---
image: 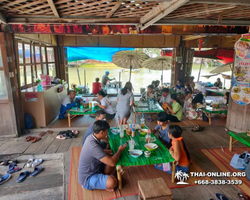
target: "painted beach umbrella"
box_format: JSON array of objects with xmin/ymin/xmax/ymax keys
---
[
  {"xmin": 210, "ymin": 62, "xmax": 233, "ymax": 74},
  {"xmin": 142, "ymin": 56, "xmax": 172, "ymax": 85},
  {"xmin": 112, "ymin": 50, "xmax": 149, "ymax": 81}
]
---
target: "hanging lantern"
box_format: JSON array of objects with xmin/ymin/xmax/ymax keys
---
[{"xmin": 198, "ymin": 37, "xmax": 203, "ymax": 52}]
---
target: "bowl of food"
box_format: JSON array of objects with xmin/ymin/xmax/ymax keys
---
[
  {"xmin": 144, "ymin": 143, "xmax": 158, "ymax": 151},
  {"xmin": 111, "ymin": 128, "xmax": 120, "ymax": 135},
  {"xmin": 243, "ymin": 88, "xmax": 250, "ymax": 94},
  {"xmin": 129, "ymin": 150, "xmax": 143, "ymax": 158},
  {"xmin": 233, "ymin": 87, "xmax": 241, "ymax": 93},
  {"xmin": 126, "ymin": 128, "xmax": 132, "ymax": 136},
  {"xmin": 232, "ymin": 94, "xmax": 240, "ymax": 101},
  {"xmin": 139, "ymin": 129, "xmax": 148, "ymax": 136}
]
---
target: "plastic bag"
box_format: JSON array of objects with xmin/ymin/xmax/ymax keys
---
[{"xmin": 230, "ymin": 151, "xmax": 250, "ymax": 170}]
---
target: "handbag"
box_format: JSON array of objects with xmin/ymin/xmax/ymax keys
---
[
  {"xmin": 202, "ymin": 112, "xmax": 209, "ymax": 122},
  {"xmin": 230, "ymin": 151, "xmax": 250, "ymax": 170}
]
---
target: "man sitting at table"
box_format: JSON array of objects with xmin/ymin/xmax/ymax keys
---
[
  {"xmin": 214, "ymin": 78, "xmax": 222, "ymax": 88},
  {"xmin": 148, "ymin": 112, "xmax": 171, "ymax": 148},
  {"xmin": 82, "ymin": 110, "xmax": 107, "ymax": 147},
  {"xmin": 78, "ymin": 120, "xmax": 127, "ymax": 191},
  {"xmin": 59, "ymin": 90, "xmax": 77, "ymax": 119},
  {"xmin": 159, "ymin": 88, "xmax": 172, "ymax": 111}
]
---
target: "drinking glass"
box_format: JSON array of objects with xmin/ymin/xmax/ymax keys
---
[{"xmin": 129, "ymin": 140, "xmax": 135, "ymax": 151}]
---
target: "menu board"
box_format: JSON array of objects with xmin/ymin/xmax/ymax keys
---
[{"xmin": 232, "ymin": 35, "xmax": 250, "ymax": 105}]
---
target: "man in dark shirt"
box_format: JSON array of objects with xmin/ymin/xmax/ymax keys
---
[
  {"xmin": 78, "ymin": 120, "xmax": 127, "ymax": 191},
  {"xmin": 214, "ymin": 78, "xmax": 222, "ymax": 88},
  {"xmin": 82, "ymin": 110, "xmax": 106, "ymax": 147}
]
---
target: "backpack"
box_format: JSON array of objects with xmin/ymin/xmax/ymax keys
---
[
  {"xmin": 25, "ymin": 113, "xmax": 34, "ymax": 129},
  {"xmin": 230, "ymin": 151, "xmax": 250, "ymax": 170}
]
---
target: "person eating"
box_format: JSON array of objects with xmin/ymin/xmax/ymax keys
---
[
  {"xmin": 214, "ymin": 78, "xmax": 222, "ymax": 88},
  {"xmin": 164, "ymin": 94, "xmax": 183, "ymax": 122},
  {"xmin": 147, "ymin": 112, "xmax": 171, "ymax": 148},
  {"xmin": 140, "ymin": 85, "xmax": 158, "ymax": 101},
  {"xmin": 78, "ymin": 120, "xmax": 127, "ymax": 191},
  {"xmin": 94, "ymin": 90, "xmax": 116, "ymax": 120},
  {"xmin": 59, "ymin": 90, "xmax": 77, "ymax": 119},
  {"xmin": 82, "ymin": 110, "xmax": 107, "ymax": 147},
  {"xmin": 159, "ymin": 88, "xmax": 172, "ymax": 111}
]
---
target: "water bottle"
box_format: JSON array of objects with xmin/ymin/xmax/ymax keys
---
[
  {"xmin": 80, "ymin": 105, "xmax": 83, "ymax": 111},
  {"xmin": 37, "ymin": 82, "xmax": 43, "ymax": 92},
  {"xmin": 140, "ymin": 114, "xmax": 145, "ymax": 128},
  {"xmin": 120, "ymin": 125, "xmax": 124, "ymax": 138}
]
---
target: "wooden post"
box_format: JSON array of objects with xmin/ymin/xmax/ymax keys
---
[
  {"xmin": 68, "ymin": 113, "xmax": 71, "ymax": 127},
  {"xmin": 117, "ymin": 165, "xmax": 122, "ymax": 189},
  {"xmin": 171, "ymin": 162, "xmax": 176, "ymax": 183},
  {"xmin": 208, "ymin": 113, "xmax": 211, "ymax": 125},
  {"xmin": 229, "ymin": 136, "xmax": 233, "ymax": 152},
  {"xmin": 133, "ymin": 112, "xmax": 136, "ymax": 123}
]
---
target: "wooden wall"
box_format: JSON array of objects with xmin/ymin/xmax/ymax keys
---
[
  {"xmin": 59, "ymin": 35, "xmax": 181, "ymax": 47},
  {"xmin": 14, "ymin": 34, "xmax": 57, "ymax": 45}
]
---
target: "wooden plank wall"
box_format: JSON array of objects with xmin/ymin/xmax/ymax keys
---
[
  {"xmin": 14, "ymin": 34, "xmax": 57, "ymax": 46},
  {"xmin": 60, "ymin": 35, "xmax": 181, "ymax": 47}
]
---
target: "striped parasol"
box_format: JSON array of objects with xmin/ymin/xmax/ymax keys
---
[
  {"xmin": 142, "ymin": 56, "xmax": 172, "ymax": 84},
  {"xmin": 112, "ymin": 50, "xmax": 149, "ymax": 81}
]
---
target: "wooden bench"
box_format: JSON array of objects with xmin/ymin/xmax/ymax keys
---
[{"xmin": 138, "ymin": 178, "xmax": 173, "ymax": 200}]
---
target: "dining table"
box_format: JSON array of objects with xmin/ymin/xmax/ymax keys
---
[
  {"xmin": 108, "ymin": 127, "xmax": 175, "ymax": 189},
  {"xmin": 133, "ymin": 101, "xmax": 164, "ymax": 123}
]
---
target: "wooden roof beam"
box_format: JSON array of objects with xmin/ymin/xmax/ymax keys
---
[
  {"xmin": 47, "ymin": 0, "xmax": 60, "ymax": 18},
  {"xmin": 0, "ymin": 11, "xmax": 6, "ymax": 24},
  {"xmin": 137, "ymin": 0, "xmax": 190, "ymax": 30},
  {"xmin": 189, "ymin": 0, "xmax": 250, "ymax": 6},
  {"xmin": 156, "ymin": 18, "xmax": 250, "ymax": 26},
  {"xmin": 106, "ymin": 0, "xmax": 123, "ymax": 18}
]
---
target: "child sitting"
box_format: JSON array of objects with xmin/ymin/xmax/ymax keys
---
[
  {"xmin": 148, "ymin": 112, "xmax": 171, "ymax": 148},
  {"xmin": 155, "ymin": 125, "xmax": 190, "ymax": 173}
]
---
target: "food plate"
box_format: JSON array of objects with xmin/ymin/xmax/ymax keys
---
[
  {"xmin": 144, "ymin": 143, "xmax": 158, "ymax": 151},
  {"xmin": 233, "ymin": 87, "xmax": 241, "ymax": 93},
  {"xmin": 242, "ymin": 96, "xmax": 250, "ymax": 103},
  {"xmin": 129, "ymin": 150, "xmax": 143, "ymax": 158},
  {"xmin": 243, "ymin": 88, "xmax": 250, "ymax": 94},
  {"xmin": 232, "ymin": 94, "xmax": 240, "ymax": 101}
]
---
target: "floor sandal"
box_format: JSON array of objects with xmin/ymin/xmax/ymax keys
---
[
  {"xmin": 191, "ymin": 125, "xmax": 204, "ymax": 132},
  {"xmin": 38, "ymin": 132, "xmax": 46, "ymax": 137},
  {"xmin": 26, "ymin": 159, "xmax": 34, "ymax": 168},
  {"xmin": 7, "ymin": 166, "xmax": 22, "ymax": 174},
  {"xmin": 0, "ymin": 173, "xmax": 12, "ymax": 185},
  {"xmin": 16, "ymin": 171, "xmax": 31, "ymax": 183},
  {"xmin": 46, "ymin": 130, "xmax": 53, "ymax": 134},
  {"xmin": 31, "ymin": 137, "xmax": 41, "ymax": 143},
  {"xmin": 238, "ymin": 193, "xmax": 250, "ymax": 200},
  {"xmin": 0, "ymin": 160, "xmax": 17, "ymax": 166},
  {"xmin": 25, "ymin": 136, "xmax": 35, "ymax": 142},
  {"xmin": 56, "ymin": 135, "xmax": 66, "ymax": 140},
  {"xmin": 72, "ymin": 130, "xmax": 78, "ymax": 135},
  {"xmin": 215, "ymin": 193, "xmax": 230, "ymax": 200},
  {"xmin": 32, "ymin": 159, "xmax": 43, "ymax": 168},
  {"xmin": 30, "ymin": 166, "xmax": 44, "ymax": 177}
]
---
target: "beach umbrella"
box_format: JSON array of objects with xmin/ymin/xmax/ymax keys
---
[
  {"xmin": 210, "ymin": 62, "xmax": 233, "ymax": 88},
  {"xmin": 142, "ymin": 56, "xmax": 172, "ymax": 85},
  {"xmin": 209, "ymin": 62, "xmax": 233, "ymax": 74},
  {"xmin": 112, "ymin": 50, "xmax": 149, "ymax": 81}
]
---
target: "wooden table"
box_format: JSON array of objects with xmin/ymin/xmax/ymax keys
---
[
  {"xmin": 228, "ymin": 131, "xmax": 250, "ymax": 152},
  {"xmin": 133, "ymin": 101, "xmax": 164, "ymax": 123},
  {"xmin": 108, "ymin": 128, "xmax": 175, "ymax": 190},
  {"xmin": 200, "ymin": 105, "xmax": 227, "ymax": 125},
  {"xmin": 67, "ymin": 105, "xmax": 99, "ymax": 127}
]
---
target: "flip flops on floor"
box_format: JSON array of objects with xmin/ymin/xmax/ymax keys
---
[
  {"xmin": 16, "ymin": 171, "xmax": 31, "ymax": 183},
  {"xmin": 0, "ymin": 160, "xmax": 18, "ymax": 166},
  {"xmin": 57, "ymin": 130, "xmax": 78, "ymax": 139},
  {"xmin": 215, "ymin": 193, "xmax": 230, "ymax": 200},
  {"xmin": 191, "ymin": 125, "xmax": 204, "ymax": 132},
  {"xmin": 30, "ymin": 166, "xmax": 44, "ymax": 177},
  {"xmin": 26, "ymin": 158, "xmax": 43, "ymax": 168},
  {"xmin": 56, "ymin": 135, "xmax": 67, "ymax": 140},
  {"xmin": 25, "ymin": 136, "xmax": 41, "ymax": 143},
  {"xmin": 0, "ymin": 173, "xmax": 12, "ymax": 185},
  {"xmin": 7, "ymin": 163, "xmax": 22, "ymax": 174}
]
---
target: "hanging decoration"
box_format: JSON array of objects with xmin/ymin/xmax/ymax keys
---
[{"xmin": 198, "ymin": 37, "xmax": 203, "ymax": 52}]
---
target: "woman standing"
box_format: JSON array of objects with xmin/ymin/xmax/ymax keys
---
[
  {"xmin": 95, "ymin": 90, "xmax": 116, "ymax": 120},
  {"xmin": 116, "ymin": 82, "xmax": 136, "ymax": 125},
  {"xmin": 164, "ymin": 94, "xmax": 183, "ymax": 122}
]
